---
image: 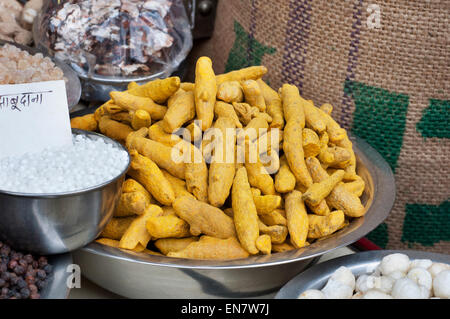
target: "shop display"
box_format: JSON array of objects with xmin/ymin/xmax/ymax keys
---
[
  {"xmin": 0, "ymin": 241, "xmax": 52, "ymax": 299},
  {"xmin": 298, "ymin": 253, "xmax": 450, "ymax": 299},
  {"xmin": 0, "ymin": 133, "xmax": 129, "ymax": 194},
  {"xmin": 70, "ymin": 56, "xmax": 368, "ymax": 260},
  {"xmin": 0, "ymin": 43, "xmax": 64, "ymax": 84}
]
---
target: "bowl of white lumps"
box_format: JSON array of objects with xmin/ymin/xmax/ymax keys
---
[{"xmin": 0, "ymin": 129, "xmax": 130, "ymax": 255}]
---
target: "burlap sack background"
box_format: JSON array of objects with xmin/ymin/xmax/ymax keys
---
[{"xmin": 189, "ymin": 0, "xmax": 449, "ymax": 253}]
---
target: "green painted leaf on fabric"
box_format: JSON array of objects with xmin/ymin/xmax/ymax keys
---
[
  {"xmin": 225, "ymin": 21, "xmax": 276, "ymax": 72},
  {"xmin": 345, "ymin": 80, "xmax": 409, "ymax": 172},
  {"xmin": 366, "ymin": 222, "xmax": 388, "ymax": 249},
  {"xmin": 402, "ymin": 201, "xmax": 450, "ymax": 246},
  {"xmin": 416, "ymin": 99, "xmax": 450, "ymax": 139}
]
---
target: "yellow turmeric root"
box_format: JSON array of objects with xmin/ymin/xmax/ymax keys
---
[
  {"xmin": 195, "ymin": 56, "xmax": 217, "ymax": 131},
  {"xmin": 161, "ymin": 89, "xmax": 196, "ymax": 133},
  {"xmin": 100, "ymin": 216, "xmax": 135, "ymax": 240},
  {"xmin": 167, "ymin": 236, "xmax": 249, "ymax": 260},
  {"xmin": 232, "ymin": 167, "xmax": 260, "ymax": 254},
  {"xmin": 127, "ymin": 150, "xmax": 175, "ymax": 206},
  {"xmin": 216, "ymin": 66, "xmax": 268, "ymax": 86},
  {"xmin": 275, "ymin": 155, "xmax": 296, "ymax": 193},
  {"xmin": 280, "ymin": 84, "xmax": 305, "ymax": 127},
  {"xmin": 70, "ymin": 113, "xmax": 98, "ymax": 131},
  {"xmin": 302, "ymin": 128, "xmax": 321, "ymax": 158},
  {"xmin": 98, "ymin": 116, "xmax": 133, "ymax": 142},
  {"xmin": 258, "ymin": 220, "xmax": 288, "ymax": 244},
  {"xmin": 307, "ymin": 210, "xmax": 345, "ymax": 239},
  {"xmin": 131, "ymin": 109, "xmax": 151, "ymax": 130},
  {"xmin": 128, "ymin": 77, "xmax": 181, "ymax": 104},
  {"xmin": 257, "ymin": 79, "xmax": 284, "ymax": 129},
  {"xmin": 146, "ymin": 215, "xmax": 191, "ymax": 239},
  {"xmin": 285, "ymin": 190, "xmax": 309, "ymax": 249},
  {"xmin": 154, "ymin": 237, "xmax": 199, "ymax": 255},
  {"xmin": 241, "ymin": 79, "xmax": 266, "ymax": 112},
  {"xmin": 110, "ymin": 91, "xmax": 167, "ymax": 120},
  {"xmin": 302, "ymin": 169, "xmax": 345, "ymax": 206},
  {"xmin": 214, "ymin": 101, "xmax": 243, "ymax": 128},
  {"xmin": 216, "ymin": 81, "xmax": 244, "ymax": 103},
  {"xmin": 256, "ymin": 235, "xmax": 272, "ymax": 255}
]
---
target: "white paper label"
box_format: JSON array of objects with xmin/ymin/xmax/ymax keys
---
[{"xmin": 0, "ymin": 80, "xmax": 73, "ymax": 159}]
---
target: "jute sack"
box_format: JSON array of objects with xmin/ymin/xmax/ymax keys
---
[{"xmin": 189, "ymin": 0, "xmax": 450, "ymax": 253}]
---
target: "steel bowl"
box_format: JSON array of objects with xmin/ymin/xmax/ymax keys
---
[
  {"xmin": 0, "ymin": 129, "xmax": 130, "ymax": 255},
  {"xmin": 72, "ymin": 134, "xmax": 396, "ymax": 298},
  {"xmin": 0, "ymin": 40, "xmax": 82, "ymax": 110},
  {"xmin": 275, "ymin": 250, "xmax": 450, "ymax": 298},
  {"xmin": 41, "ymin": 253, "xmax": 73, "ymax": 299}
]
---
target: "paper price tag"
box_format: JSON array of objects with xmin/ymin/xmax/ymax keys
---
[{"xmin": 0, "ymin": 80, "xmax": 73, "ymax": 159}]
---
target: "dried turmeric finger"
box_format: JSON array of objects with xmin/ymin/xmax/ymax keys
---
[
  {"xmin": 334, "ymin": 132, "xmax": 357, "ymax": 180},
  {"xmin": 214, "ymin": 101, "xmax": 243, "ymax": 128},
  {"xmin": 110, "ymin": 91, "xmax": 167, "ymax": 120},
  {"xmin": 302, "ymin": 170, "xmax": 345, "ymax": 206},
  {"xmin": 326, "ymin": 146, "xmax": 352, "ymax": 168},
  {"xmin": 95, "ymin": 238, "xmax": 120, "ymax": 248},
  {"xmin": 216, "ymin": 66, "xmax": 268, "ymax": 86},
  {"xmin": 182, "ymin": 142, "xmax": 209, "ymax": 202},
  {"xmin": 302, "ymin": 128, "xmax": 321, "ymax": 158},
  {"xmin": 302, "ymin": 99, "xmax": 326, "ymax": 133},
  {"xmin": 195, "ymin": 57, "xmax": 217, "ymax": 131},
  {"xmin": 283, "ymin": 120, "xmax": 313, "ymax": 187},
  {"xmin": 173, "ymin": 196, "xmax": 236, "ymax": 239},
  {"xmin": 307, "ymin": 210, "xmax": 345, "ymax": 239},
  {"xmin": 216, "ymin": 81, "xmax": 244, "ymax": 103},
  {"xmin": 320, "ymin": 103, "xmax": 333, "ymax": 115},
  {"xmin": 186, "ymin": 120, "xmax": 203, "ymax": 143},
  {"xmin": 237, "ymin": 116, "xmax": 269, "ymax": 143},
  {"xmin": 208, "ymin": 117, "xmax": 237, "ymax": 207},
  {"xmin": 317, "ymin": 107, "xmax": 346, "ymax": 143},
  {"xmin": 161, "ymin": 89, "xmax": 196, "ymax": 133},
  {"xmin": 257, "ymin": 79, "xmax": 284, "ymax": 129},
  {"xmin": 252, "ymin": 193, "xmax": 282, "ymax": 215},
  {"xmin": 241, "ymin": 80, "xmax": 266, "ymax": 112},
  {"xmin": 70, "ymin": 113, "xmax": 98, "ymax": 131},
  {"xmin": 275, "ymin": 155, "xmax": 296, "ymax": 193},
  {"xmin": 257, "ymin": 129, "xmax": 282, "ymax": 155},
  {"xmin": 258, "ymin": 210, "xmax": 287, "ymax": 226},
  {"xmin": 244, "ymin": 141, "xmax": 276, "ymax": 195},
  {"xmin": 126, "ymin": 132, "xmax": 186, "ymax": 179},
  {"xmin": 127, "ymin": 150, "xmax": 175, "ymax": 205},
  {"xmin": 167, "ymin": 236, "xmax": 249, "ymax": 260},
  {"xmin": 119, "ymin": 205, "xmax": 163, "ymax": 250},
  {"xmin": 128, "ymin": 76, "xmax": 181, "ymax": 104},
  {"xmin": 342, "ymin": 175, "xmax": 365, "ymax": 197},
  {"xmin": 98, "ymin": 116, "xmax": 133, "ymax": 142},
  {"xmin": 232, "ymin": 102, "xmax": 259, "ymax": 125},
  {"xmin": 306, "ymin": 199, "xmax": 331, "ymax": 216},
  {"xmin": 180, "ymin": 82, "xmax": 195, "ymax": 92},
  {"xmin": 148, "ymin": 121, "xmax": 182, "ymax": 147},
  {"xmin": 122, "ymin": 179, "xmax": 154, "ymax": 204},
  {"xmin": 232, "ymin": 167, "xmax": 260, "ymax": 254},
  {"xmin": 272, "ymin": 242, "xmax": 295, "ymax": 253},
  {"xmin": 100, "ymin": 216, "xmax": 135, "ymax": 240},
  {"xmin": 127, "ymin": 81, "xmax": 139, "ymax": 90},
  {"xmin": 161, "ymin": 169, "xmax": 195, "ymax": 199},
  {"xmin": 318, "ymin": 132, "xmax": 335, "ymax": 165},
  {"xmin": 305, "ymin": 157, "xmax": 365, "ymax": 217},
  {"xmin": 285, "ymin": 190, "xmax": 309, "ymax": 249},
  {"xmin": 154, "ymin": 237, "xmax": 199, "ymax": 255},
  {"xmin": 114, "ymin": 192, "xmax": 149, "ymax": 217},
  {"xmin": 280, "ymin": 84, "xmax": 305, "ymax": 127},
  {"xmin": 256, "ymin": 235, "xmax": 271, "ymax": 255},
  {"xmin": 258, "ymin": 220, "xmax": 288, "ymax": 244},
  {"xmin": 109, "ymin": 111, "xmax": 132, "ymax": 124},
  {"xmin": 131, "ymin": 109, "xmax": 151, "ymax": 130},
  {"xmin": 146, "ymin": 215, "xmax": 191, "ymax": 239}
]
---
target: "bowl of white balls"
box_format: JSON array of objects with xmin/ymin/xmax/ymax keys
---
[
  {"xmin": 275, "ymin": 250, "xmax": 450, "ymax": 299},
  {"xmin": 0, "ymin": 129, "xmax": 130, "ymax": 255}
]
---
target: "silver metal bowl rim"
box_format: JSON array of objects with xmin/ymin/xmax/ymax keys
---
[
  {"xmin": 0, "ymin": 129, "xmax": 130, "ymax": 199},
  {"xmin": 0, "ymin": 39, "xmax": 82, "ymax": 109},
  {"xmin": 275, "ymin": 249, "xmax": 450, "ymax": 299},
  {"xmin": 78, "ymin": 134, "xmax": 396, "ymax": 270}
]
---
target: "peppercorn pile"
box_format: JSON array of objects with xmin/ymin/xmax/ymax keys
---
[{"xmin": 0, "ymin": 241, "xmax": 52, "ymax": 299}]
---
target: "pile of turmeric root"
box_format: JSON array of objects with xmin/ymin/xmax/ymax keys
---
[{"xmin": 71, "ymin": 56, "xmax": 367, "ymax": 260}]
